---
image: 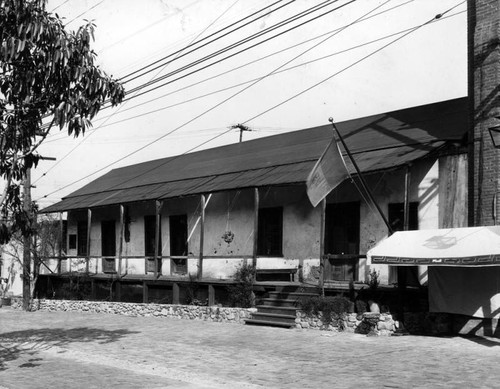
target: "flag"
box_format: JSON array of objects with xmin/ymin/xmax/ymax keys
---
[{"xmin": 306, "ymin": 137, "xmax": 349, "ymax": 207}]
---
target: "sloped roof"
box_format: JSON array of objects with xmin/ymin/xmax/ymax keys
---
[{"xmin": 42, "ymin": 97, "xmax": 468, "ymax": 213}]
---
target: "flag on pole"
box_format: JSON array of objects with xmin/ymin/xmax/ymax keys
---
[{"xmin": 306, "ymin": 137, "xmax": 349, "ymax": 207}]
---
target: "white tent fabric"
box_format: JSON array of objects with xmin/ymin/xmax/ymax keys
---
[
  {"xmin": 368, "ymin": 226, "xmax": 500, "ymax": 319},
  {"xmin": 428, "ymin": 267, "xmax": 500, "ymax": 319},
  {"xmin": 368, "ymin": 226, "xmax": 500, "ymax": 266}
]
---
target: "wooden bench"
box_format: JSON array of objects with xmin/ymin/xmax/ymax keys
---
[{"xmin": 256, "ymin": 268, "xmax": 298, "ymax": 282}]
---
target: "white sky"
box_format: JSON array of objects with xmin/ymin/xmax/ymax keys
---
[{"xmin": 34, "ymin": 0, "xmax": 467, "ymax": 208}]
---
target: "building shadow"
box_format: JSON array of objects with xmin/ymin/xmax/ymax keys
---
[{"xmin": 0, "ymin": 327, "xmax": 139, "ymax": 371}]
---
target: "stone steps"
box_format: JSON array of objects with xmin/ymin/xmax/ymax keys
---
[{"xmin": 246, "ymin": 288, "xmax": 320, "ymax": 328}]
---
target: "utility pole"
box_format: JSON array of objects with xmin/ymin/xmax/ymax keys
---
[
  {"xmin": 230, "ymin": 124, "xmax": 252, "ymax": 143},
  {"xmin": 22, "ymin": 167, "xmax": 32, "ymax": 311},
  {"xmin": 22, "ymin": 156, "xmax": 56, "ymax": 311}
]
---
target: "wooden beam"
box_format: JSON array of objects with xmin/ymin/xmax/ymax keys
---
[
  {"xmin": 252, "ymin": 187, "xmax": 259, "ymax": 271},
  {"xmin": 143, "ymin": 281, "xmax": 148, "ymax": 304},
  {"xmin": 86, "ymin": 209, "xmax": 92, "ymax": 273},
  {"xmin": 319, "ymin": 198, "xmax": 326, "ymax": 294},
  {"xmin": 208, "ymin": 284, "xmax": 215, "ymax": 306},
  {"xmin": 154, "ymin": 200, "xmax": 162, "ymax": 278},
  {"xmin": 91, "ymin": 279, "xmax": 96, "ymax": 300},
  {"xmin": 118, "ymin": 205, "xmax": 124, "ymax": 277},
  {"xmin": 197, "ymin": 194, "xmax": 206, "ymax": 280},
  {"xmin": 404, "ymin": 165, "xmax": 411, "ymax": 232},
  {"xmin": 172, "ymin": 282, "xmax": 180, "ymax": 304},
  {"xmin": 115, "ymin": 280, "xmax": 122, "ymax": 302},
  {"xmin": 58, "ymin": 212, "xmax": 63, "ymax": 274}
]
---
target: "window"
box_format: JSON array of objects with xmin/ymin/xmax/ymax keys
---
[
  {"xmin": 77, "ymin": 221, "xmax": 87, "ymax": 256},
  {"xmin": 68, "ymin": 234, "xmax": 77, "ymax": 250},
  {"xmin": 257, "ymin": 207, "xmax": 283, "ymax": 257},
  {"xmin": 388, "ymin": 202, "xmax": 419, "ymax": 232},
  {"xmin": 101, "ymin": 220, "xmax": 116, "ymax": 273},
  {"xmin": 324, "ymin": 202, "xmax": 360, "ymax": 281},
  {"xmin": 144, "ymin": 215, "xmax": 161, "ymax": 273},
  {"xmin": 169, "ymin": 214, "xmax": 187, "ymax": 275}
]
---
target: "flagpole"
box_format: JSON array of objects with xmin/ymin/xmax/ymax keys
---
[{"xmin": 328, "ymin": 117, "xmax": 393, "ymax": 235}]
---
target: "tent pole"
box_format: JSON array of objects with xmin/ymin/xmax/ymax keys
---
[{"xmin": 328, "ymin": 118, "xmax": 393, "ymax": 235}]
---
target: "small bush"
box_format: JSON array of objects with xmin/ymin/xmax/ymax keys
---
[
  {"xmin": 299, "ymin": 295, "xmax": 352, "ymax": 327},
  {"xmin": 368, "ymin": 269, "xmax": 380, "ymax": 290},
  {"xmin": 185, "ymin": 273, "xmax": 201, "ymax": 305},
  {"xmin": 227, "ymin": 263, "xmax": 255, "ymax": 308}
]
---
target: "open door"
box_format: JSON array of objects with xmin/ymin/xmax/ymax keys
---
[{"xmin": 324, "ymin": 202, "xmax": 359, "ymax": 281}]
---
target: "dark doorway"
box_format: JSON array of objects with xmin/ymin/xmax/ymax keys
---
[
  {"xmin": 169, "ymin": 214, "xmax": 188, "ymax": 275},
  {"xmin": 101, "ymin": 220, "xmax": 116, "ymax": 273},
  {"xmin": 257, "ymin": 207, "xmax": 283, "ymax": 257},
  {"xmin": 324, "ymin": 202, "xmax": 360, "ymax": 281},
  {"xmin": 388, "ymin": 202, "xmax": 420, "ymax": 286},
  {"xmin": 77, "ymin": 220, "xmax": 88, "ymax": 256},
  {"xmin": 145, "ymin": 215, "xmax": 162, "ymax": 273}
]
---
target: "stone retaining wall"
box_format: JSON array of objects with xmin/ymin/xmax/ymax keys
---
[
  {"xmin": 11, "ymin": 298, "xmax": 256, "ymax": 324},
  {"xmin": 11, "ymin": 297, "xmax": 396, "ymax": 335},
  {"xmin": 296, "ymin": 311, "xmax": 396, "ymax": 336}
]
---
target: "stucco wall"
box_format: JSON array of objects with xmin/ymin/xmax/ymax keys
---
[{"xmin": 62, "ymin": 156, "xmax": 446, "ymax": 285}]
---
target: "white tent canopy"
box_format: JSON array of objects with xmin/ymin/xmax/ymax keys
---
[{"xmin": 368, "ymin": 226, "xmax": 500, "ymax": 266}]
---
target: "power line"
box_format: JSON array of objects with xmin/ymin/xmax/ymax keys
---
[
  {"xmin": 32, "ymin": 0, "xmax": 243, "ymax": 186},
  {"xmin": 50, "ymin": 0, "xmax": 70, "ymax": 13},
  {"xmin": 42, "ymin": 0, "xmax": 417, "ymax": 144},
  {"xmin": 39, "ymin": 0, "xmax": 398, "ymax": 200},
  {"xmin": 241, "ymin": 1, "xmax": 466, "ymax": 125},
  {"xmin": 37, "ymin": 0, "xmax": 465, "ymax": 202},
  {"xmin": 36, "ymin": 0, "xmax": 361, "ymax": 200},
  {"xmin": 96, "ymin": 0, "xmax": 203, "ymax": 55},
  {"xmin": 49, "ymin": 8, "xmax": 463, "ymax": 137},
  {"xmin": 119, "ymin": 0, "xmax": 293, "ymax": 83},
  {"xmin": 64, "ymin": 0, "xmax": 106, "ymax": 26},
  {"xmin": 36, "ymin": 0, "xmax": 296, "ymax": 133},
  {"xmin": 121, "ymin": 0, "xmax": 342, "ymax": 101}
]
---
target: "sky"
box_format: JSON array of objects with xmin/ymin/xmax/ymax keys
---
[{"xmin": 34, "ymin": 0, "xmax": 468, "ymax": 208}]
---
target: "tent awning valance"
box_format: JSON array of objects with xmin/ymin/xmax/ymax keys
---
[{"xmin": 368, "ymin": 226, "xmax": 500, "ymax": 266}]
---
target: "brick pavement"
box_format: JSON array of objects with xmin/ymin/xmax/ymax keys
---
[{"xmin": 1, "ymin": 307, "xmax": 500, "ymax": 388}]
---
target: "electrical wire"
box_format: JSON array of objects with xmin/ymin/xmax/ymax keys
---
[
  {"xmin": 32, "ymin": 0, "xmax": 243, "ymax": 185},
  {"xmin": 64, "ymin": 0, "xmax": 106, "ymax": 26},
  {"xmin": 81, "ymin": 11, "xmax": 465, "ymax": 133},
  {"xmin": 41, "ymin": 0, "xmax": 419, "ymax": 144},
  {"xmin": 36, "ymin": 0, "xmax": 361, "ymax": 200},
  {"xmin": 37, "ymin": 0, "xmax": 465, "ymax": 203},
  {"xmin": 119, "ymin": 0, "xmax": 342, "ymax": 101},
  {"xmin": 119, "ymin": 0, "xmax": 293, "ymax": 83}
]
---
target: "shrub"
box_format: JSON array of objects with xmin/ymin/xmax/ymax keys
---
[
  {"xmin": 299, "ymin": 295, "xmax": 352, "ymax": 328},
  {"xmin": 186, "ymin": 273, "xmax": 202, "ymax": 305},
  {"xmin": 368, "ymin": 269, "xmax": 380, "ymax": 290},
  {"xmin": 227, "ymin": 263, "xmax": 255, "ymax": 308}
]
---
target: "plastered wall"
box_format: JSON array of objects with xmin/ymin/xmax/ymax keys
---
[{"xmin": 63, "ymin": 156, "xmax": 449, "ymax": 284}]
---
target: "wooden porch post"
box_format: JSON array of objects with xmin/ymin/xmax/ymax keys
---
[
  {"xmin": 252, "ymin": 188, "xmax": 259, "ymax": 273},
  {"xmin": 208, "ymin": 284, "xmax": 215, "ymax": 306},
  {"xmin": 118, "ymin": 204, "xmax": 124, "ymax": 277},
  {"xmin": 86, "ymin": 209, "xmax": 92, "ymax": 273},
  {"xmin": 154, "ymin": 200, "xmax": 162, "ymax": 278},
  {"xmin": 143, "ymin": 281, "xmax": 148, "ymax": 303},
  {"xmin": 172, "ymin": 282, "xmax": 180, "ymax": 304},
  {"xmin": 319, "ymin": 198, "xmax": 326, "ymax": 295},
  {"xmin": 197, "ymin": 194, "xmax": 205, "ymax": 280},
  {"xmin": 58, "ymin": 212, "xmax": 63, "ymax": 274},
  {"xmin": 403, "ymin": 165, "xmax": 411, "ymax": 232}
]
